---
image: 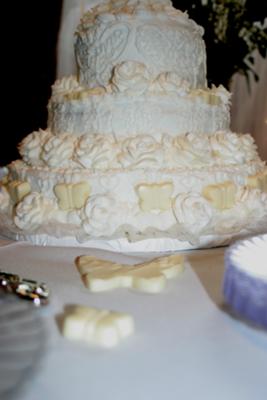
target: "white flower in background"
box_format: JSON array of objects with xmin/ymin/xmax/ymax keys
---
[
  {"xmin": 118, "ymin": 135, "xmax": 163, "ymax": 168},
  {"xmin": 18, "ymin": 129, "xmax": 52, "ymax": 167},
  {"xmin": 41, "ymin": 133, "xmax": 76, "ymax": 168},
  {"xmin": 173, "ymin": 192, "xmax": 213, "ymax": 235},
  {"xmin": 75, "ymin": 134, "xmax": 118, "ymax": 169},
  {"xmin": 82, "ymin": 194, "xmax": 123, "ymax": 237},
  {"xmin": 213, "ymin": 3, "xmax": 229, "ymax": 42},
  {"xmin": 110, "ymin": 61, "xmax": 151, "ymax": 95},
  {"xmin": 14, "ymin": 192, "xmax": 56, "ymax": 231}
]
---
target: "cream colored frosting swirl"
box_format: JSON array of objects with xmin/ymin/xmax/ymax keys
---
[
  {"xmin": 82, "ymin": 194, "xmax": 122, "ymax": 237},
  {"xmin": 169, "ymin": 133, "xmax": 212, "ymax": 166},
  {"xmin": 17, "ymin": 129, "xmax": 261, "ymax": 172},
  {"xmin": 110, "ymin": 61, "xmax": 150, "ymax": 95},
  {"xmin": 118, "ymin": 135, "xmax": 163, "ymax": 168},
  {"xmin": 41, "ymin": 133, "xmax": 76, "ymax": 167},
  {"xmin": 75, "ymin": 134, "xmax": 118, "ymax": 169},
  {"xmin": 51, "ymin": 76, "xmax": 84, "ymax": 97},
  {"xmin": 239, "ymin": 134, "xmax": 259, "ymax": 161},
  {"xmin": 214, "ymin": 207, "xmax": 249, "ymax": 234},
  {"xmin": 236, "ymin": 187, "xmax": 267, "ymax": 218},
  {"xmin": 14, "ymin": 193, "xmax": 55, "ymax": 231},
  {"xmin": 214, "ymin": 188, "xmax": 267, "ymax": 235},
  {"xmin": 210, "ymin": 131, "xmax": 259, "ymax": 164},
  {"xmin": 173, "ymin": 192, "xmax": 213, "ymax": 235},
  {"xmin": 19, "ymin": 129, "xmax": 52, "ymax": 167},
  {"xmin": 210, "ymin": 84, "xmax": 231, "ymax": 106},
  {"xmin": 150, "ymin": 72, "xmax": 190, "ymax": 95},
  {"xmin": 80, "ymin": 0, "xmax": 176, "ymax": 24}
]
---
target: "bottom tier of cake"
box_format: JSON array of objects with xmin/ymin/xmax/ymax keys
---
[{"xmin": 0, "ymin": 161, "xmax": 266, "ymax": 251}]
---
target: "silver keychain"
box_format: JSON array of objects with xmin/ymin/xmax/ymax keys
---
[{"xmin": 0, "ymin": 271, "xmax": 50, "ymax": 306}]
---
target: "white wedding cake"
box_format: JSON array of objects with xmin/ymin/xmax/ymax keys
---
[{"xmin": 0, "ymin": 0, "xmax": 266, "ymax": 251}]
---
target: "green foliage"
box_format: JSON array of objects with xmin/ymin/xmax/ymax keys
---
[{"xmin": 173, "ymin": 0, "xmax": 267, "ymax": 88}]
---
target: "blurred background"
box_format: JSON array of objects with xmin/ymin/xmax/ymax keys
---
[
  {"xmin": 2, "ymin": 0, "xmax": 62, "ymax": 165},
  {"xmin": 2, "ymin": 0, "xmax": 267, "ymax": 166}
]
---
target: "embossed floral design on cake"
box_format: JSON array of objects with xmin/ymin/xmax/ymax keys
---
[{"xmin": 75, "ymin": 0, "xmax": 206, "ymax": 88}]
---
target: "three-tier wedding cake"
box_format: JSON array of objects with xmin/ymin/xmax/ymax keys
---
[{"xmin": 0, "ymin": 0, "xmax": 266, "ymax": 251}]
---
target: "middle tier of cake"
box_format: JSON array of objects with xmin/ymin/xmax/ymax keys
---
[{"xmin": 48, "ymin": 63, "xmax": 231, "ymax": 138}]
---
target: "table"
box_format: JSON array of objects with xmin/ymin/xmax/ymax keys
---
[{"xmin": 0, "ymin": 239, "xmax": 266, "ymax": 400}]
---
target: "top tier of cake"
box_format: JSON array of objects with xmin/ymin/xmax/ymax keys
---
[{"xmin": 75, "ymin": 0, "xmax": 207, "ymax": 89}]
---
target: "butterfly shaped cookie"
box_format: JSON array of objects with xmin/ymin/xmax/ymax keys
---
[
  {"xmin": 76, "ymin": 253, "xmax": 184, "ymax": 293},
  {"xmin": 62, "ymin": 305, "xmax": 134, "ymax": 348}
]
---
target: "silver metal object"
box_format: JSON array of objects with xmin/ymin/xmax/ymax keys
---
[
  {"xmin": 0, "ymin": 271, "xmax": 49, "ymax": 306},
  {"xmin": 0, "ymin": 272, "xmax": 20, "ymax": 292}
]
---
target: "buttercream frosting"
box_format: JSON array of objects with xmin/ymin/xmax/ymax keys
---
[{"xmin": 17, "ymin": 130, "xmax": 261, "ymax": 170}]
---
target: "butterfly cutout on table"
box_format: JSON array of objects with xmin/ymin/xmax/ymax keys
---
[{"xmin": 76, "ymin": 253, "xmax": 185, "ymax": 293}]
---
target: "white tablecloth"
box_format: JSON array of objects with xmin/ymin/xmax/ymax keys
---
[{"xmin": 0, "ymin": 239, "xmax": 266, "ymax": 400}]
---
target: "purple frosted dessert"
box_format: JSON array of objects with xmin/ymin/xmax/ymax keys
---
[{"xmin": 223, "ymin": 234, "xmax": 267, "ymax": 329}]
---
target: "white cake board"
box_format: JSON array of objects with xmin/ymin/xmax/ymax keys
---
[{"xmin": 0, "ymin": 228, "xmax": 246, "ymax": 253}]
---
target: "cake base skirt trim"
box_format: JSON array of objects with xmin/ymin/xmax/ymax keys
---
[{"xmin": 0, "ymin": 226, "xmax": 255, "ymax": 253}]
